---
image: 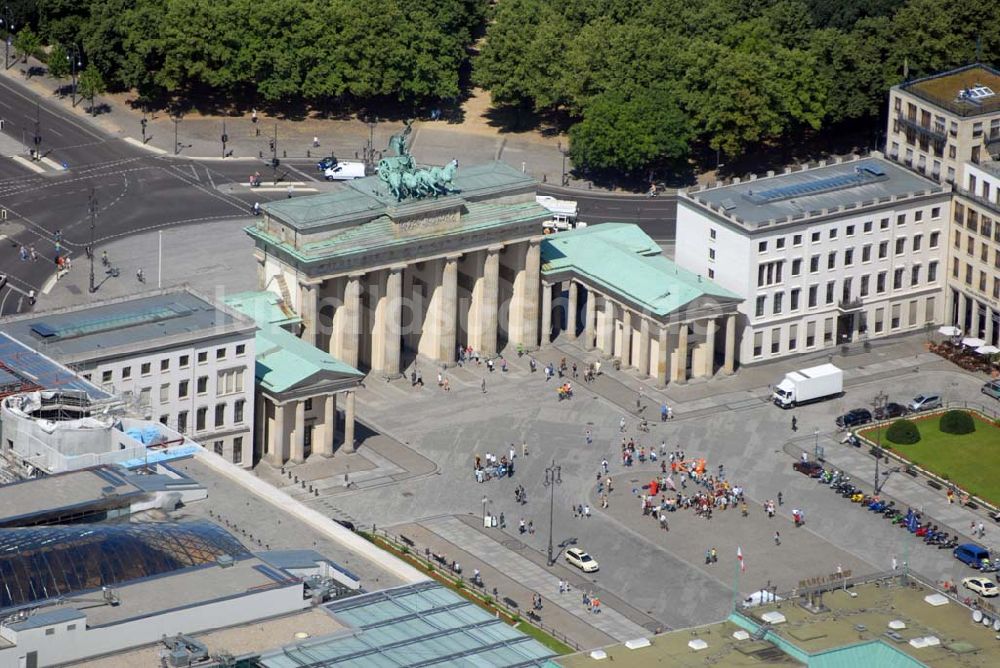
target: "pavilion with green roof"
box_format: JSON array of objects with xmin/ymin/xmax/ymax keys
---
[
  {"xmin": 225, "ymin": 291, "xmax": 363, "ymax": 466},
  {"xmin": 541, "ymin": 224, "xmax": 742, "ymax": 384}
]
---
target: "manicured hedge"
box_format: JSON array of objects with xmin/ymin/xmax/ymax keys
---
[
  {"xmin": 940, "ymin": 410, "xmax": 975, "ymax": 435},
  {"xmin": 886, "ymin": 418, "xmax": 920, "ymax": 445}
]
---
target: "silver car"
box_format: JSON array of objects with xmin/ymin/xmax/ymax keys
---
[{"xmin": 908, "ymin": 394, "xmax": 942, "ymax": 412}]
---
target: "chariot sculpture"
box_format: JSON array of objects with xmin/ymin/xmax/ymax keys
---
[{"xmin": 377, "ymin": 121, "xmax": 459, "ymax": 202}]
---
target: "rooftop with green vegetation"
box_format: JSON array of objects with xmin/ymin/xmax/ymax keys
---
[
  {"xmin": 541, "ymin": 224, "xmax": 741, "ymax": 318},
  {"xmin": 899, "ymin": 64, "xmax": 1000, "ymax": 117}
]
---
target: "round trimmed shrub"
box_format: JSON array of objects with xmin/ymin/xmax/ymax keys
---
[
  {"xmin": 886, "ymin": 418, "xmax": 920, "ymax": 445},
  {"xmin": 939, "ymin": 410, "xmax": 975, "ymax": 435}
]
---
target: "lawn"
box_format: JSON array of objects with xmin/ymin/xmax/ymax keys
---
[{"xmin": 864, "ymin": 413, "xmax": 1000, "ymax": 505}]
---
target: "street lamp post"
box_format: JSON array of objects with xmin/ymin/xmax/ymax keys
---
[
  {"xmin": 32, "ymin": 101, "xmax": 40, "ymax": 160},
  {"xmin": 871, "ymin": 390, "xmax": 889, "ymax": 494},
  {"xmin": 544, "ymin": 459, "xmax": 562, "ymax": 566},
  {"xmin": 67, "ymin": 44, "xmax": 81, "ymax": 107},
  {"xmin": 88, "ymin": 189, "xmax": 97, "ymax": 293},
  {"xmin": 0, "ymin": 4, "xmax": 13, "ymax": 71},
  {"xmin": 482, "ymin": 496, "xmax": 488, "ymax": 526},
  {"xmin": 172, "ymin": 114, "xmax": 181, "ymax": 155},
  {"xmin": 363, "ymin": 117, "xmax": 377, "ymax": 170},
  {"xmin": 221, "ymin": 120, "xmax": 228, "ymax": 159},
  {"xmin": 557, "ymin": 141, "xmax": 569, "ymax": 186}
]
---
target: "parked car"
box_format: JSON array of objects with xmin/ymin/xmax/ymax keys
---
[
  {"xmin": 982, "ymin": 380, "xmax": 1000, "ymax": 400},
  {"xmin": 793, "ymin": 460, "xmax": 823, "ymax": 477},
  {"xmin": 873, "ymin": 402, "xmax": 908, "ymax": 420},
  {"xmin": 565, "ymin": 547, "xmax": 599, "ymax": 573},
  {"xmin": 908, "ymin": 394, "xmax": 942, "ymax": 412},
  {"xmin": 963, "ymin": 576, "xmax": 999, "ymax": 597},
  {"xmin": 316, "ymin": 156, "xmax": 338, "ymax": 171},
  {"xmin": 835, "ymin": 408, "xmax": 872, "ymax": 429}
]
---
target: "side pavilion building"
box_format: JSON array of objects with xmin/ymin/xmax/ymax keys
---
[{"xmin": 247, "ymin": 162, "xmax": 550, "ymax": 378}]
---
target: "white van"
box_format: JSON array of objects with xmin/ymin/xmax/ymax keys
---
[{"xmin": 324, "ymin": 162, "xmax": 366, "ymax": 180}]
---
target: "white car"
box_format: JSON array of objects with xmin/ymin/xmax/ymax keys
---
[
  {"xmin": 963, "ymin": 576, "xmax": 999, "ymax": 597},
  {"xmin": 908, "ymin": 394, "xmax": 942, "ymax": 412},
  {"xmin": 565, "ymin": 548, "xmax": 599, "ymax": 573}
]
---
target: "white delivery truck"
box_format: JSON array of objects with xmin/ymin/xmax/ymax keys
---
[
  {"xmin": 536, "ymin": 195, "xmax": 585, "ymax": 231},
  {"xmin": 772, "ymin": 363, "xmax": 843, "ymax": 408},
  {"xmin": 324, "ymin": 161, "xmax": 367, "ymax": 180}
]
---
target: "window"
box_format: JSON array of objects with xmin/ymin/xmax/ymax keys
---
[
  {"xmin": 878, "ymin": 241, "xmax": 888, "ymax": 259},
  {"xmin": 233, "ymin": 437, "xmax": 244, "ymax": 464},
  {"xmin": 955, "ymin": 202, "xmax": 965, "ymax": 224},
  {"xmin": 912, "ymin": 234, "xmax": 922, "ymax": 251},
  {"xmin": 45, "ymin": 628, "xmax": 55, "ymax": 636},
  {"xmin": 160, "ymin": 414, "xmax": 168, "ymax": 425},
  {"xmin": 930, "ymin": 231, "xmax": 940, "ymax": 248},
  {"xmin": 811, "ymin": 231, "xmax": 821, "ymax": 242},
  {"xmin": 911, "ymin": 265, "xmax": 920, "ymax": 285},
  {"xmin": 981, "ymin": 270, "xmax": 988, "ymax": 292},
  {"xmin": 755, "ymin": 296, "xmax": 766, "ymax": 318},
  {"xmin": 160, "ymin": 359, "xmax": 169, "ymax": 372},
  {"xmin": 967, "ymin": 236, "xmax": 975, "ymax": 255},
  {"xmin": 827, "ymin": 252, "xmax": 836, "ymax": 270},
  {"xmin": 214, "ymin": 440, "xmax": 224, "ymax": 456},
  {"xmin": 216, "ymin": 347, "xmax": 226, "ymax": 360},
  {"xmin": 973, "ymin": 121, "xmax": 984, "ymax": 138},
  {"xmin": 808, "ymin": 285, "xmax": 818, "ymax": 308},
  {"xmin": 708, "ymin": 268, "xmax": 715, "ymax": 279},
  {"xmin": 179, "ymin": 354, "xmax": 190, "ymax": 368},
  {"xmin": 983, "ymin": 243, "xmax": 990, "ymax": 262},
  {"xmin": 138, "ymin": 387, "xmax": 151, "ymax": 408},
  {"xmin": 874, "ymin": 308, "xmax": 884, "ymax": 333},
  {"xmin": 773, "ymin": 292, "xmax": 783, "ymax": 314},
  {"xmin": 841, "ymin": 278, "xmax": 852, "ymax": 303},
  {"xmin": 788, "ymin": 324, "xmax": 798, "ymax": 350},
  {"xmin": 809, "ymin": 255, "xmax": 819, "ymax": 273},
  {"xmin": 931, "ymin": 207, "xmax": 940, "ymax": 219},
  {"xmin": 102, "ymin": 370, "xmax": 112, "ymax": 383},
  {"xmin": 824, "ymin": 317, "xmax": 834, "ymax": 343},
  {"xmin": 844, "ymin": 249, "xmax": 854, "ymax": 266},
  {"xmin": 215, "ymin": 404, "xmax": 225, "ymax": 427},
  {"xmin": 968, "ymin": 209, "xmax": 979, "ymax": 232},
  {"xmin": 198, "ymin": 351, "xmax": 208, "ymax": 364},
  {"xmin": 862, "ymin": 244, "xmax": 872, "ymax": 262},
  {"xmin": 983, "ymin": 218, "xmax": 993, "ymax": 239},
  {"xmin": 141, "ymin": 362, "xmax": 151, "ymax": 376},
  {"xmin": 806, "ymin": 321, "xmax": 816, "ymax": 347},
  {"xmin": 709, "ymin": 248, "xmax": 716, "ymax": 260},
  {"xmin": 914, "ymin": 210, "xmax": 923, "ymax": 222},
  {"xmin": 863, "ymin": 221, "xmax": 873, "ymax": 233},
  {"xmin": 891, "ymin": 304, "xmax": 901, "ymax": 329},
  {"xmin": 770, "ymin": 328, "xmax": 781, "ymax": 354},
  {"xmin": 304, "ymin": 398, "xmax": 314, "ymax": 411},
  {"xmin": 880, "ymin": 218, "xmax": 889, "ymax": 231},
  {"xmin": 776, "ymin": 237, "xmax": 785, "ymax": 250},
  {"xmin": 197, "ymin": 376, "xmax": 208, "ymax": 395},
  {"xmin": 159, "ymin": 383, "xmax": 169, "ymax": 403},
  {"xmin": 236, "ymin": 344, "xmax": 246, "ymax": 356},
  {"xmin": 178, "ymin": 411, "xmax": 188, "ymax": 433},
  {"xmin": 860, "ymin": 275, "xmax": 870, "ymax": 297},
  {"xmin": 947, "ymin": 167, "xmax": 955, "ymax": 183},
  {"xmin": 955, "ymin": 229, "xmax": 962, "ymax": 248},
  {"xmin": 953, "ymin": 260, "xmax": 960, "ymax": 278},
  {"xmin": 790, "ymin": 288, "xmax": 800, "ymax": 311},
  {"xmin": 67, "ymin": 624, "xmax": 76, "ymax": 631},
  {"xmin": 753, "ymin": 332, "xmax": 763, "ymax": 357},
  {"xmin": 825, "ymin": 281, "xmax": 835, "ymax": 305},
  {"xmin": 178, "ymin": 380, "xmax": 189, "ymax": 399},
  {"xmin": 791, "ymin": 258, "xmax": 802, "ymax": 276},
  {"xmin": 895, "ymin": 238, "xmax": 906, "ymax": 255},
  {"xmin": 121, "ymin": 366, "xmax": 131, "ymax": 380},
  {"xmin": 793, "ymin": 234, "xmax": 802, "ymax": 246},
  {"xmin": 234, "ymin": 399, "xmax": 245, "ymax": 424},
  {"xmin": 217, "ymin": 369, "xmax": 245, "ymax": 395},
  {"xmin": 196, "ymin": 407, "xmax": 207, "ymax": 431},
  {"xmin": 949, "ymin": 145, "xmax": 957, "ymax": 158},
  {"xmin": 877, "ymin": 272, "xmax": 887, "ymax": 293},
  {"xmin": 925, "ymin": 296, "xmax": 936, "ymax": 322},
  {"xmin": 828, "ymin": 228, "xmax": 837, "ymax": 240},
  {"xmin": 893, "ymin": 268, "xmax": 904, "ymax": 290},
  {"xmin": 710, "ymin": 228, "xmax": 717, "ymax": 240},
  {"xmin": 966, "ymin": 263, "xmax": 973, "ymax": 284},
  {"xmin": 896, "ymin": 214, "xmax": 905, "ymax": 226},
  {"xmin": 758, "ymin": 241, "xmax": 768, "ymax": 253},
  {"xmin": 846, "ymin": 224, "xmax": 855, "ymax": 237}
]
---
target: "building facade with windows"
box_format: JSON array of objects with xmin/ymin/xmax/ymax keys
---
[
  {"xmin": 885, "ymin": 63, "xmax": 1000, "ymax": 186},
  {"xmin": 0, "ymin": 288, "xmax": 256, "ymax": 467},
  {"xmin": 676, "ymin": 155, "xmax": 951, "ymax": 364}
]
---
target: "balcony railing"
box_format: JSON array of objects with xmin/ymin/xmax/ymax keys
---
[
  {"xmin": 895, "ymin": 114, "xmax": 947, "ymax": 143},
  {"xmin": 838, "ymin": 297, "xmax": 864, "ymax": 312}
]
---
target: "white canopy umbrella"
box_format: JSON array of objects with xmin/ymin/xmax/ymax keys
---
[
  {"xmin": 962, "ymin": 337, "xmax": 986, "ymax": 348},
  {"xmin": 938, "ymin": 325, "xmax": 962, "ymax": 336},
  {"xmin": 975, "ymin": 345, "xmax": 1000, "ymax": 355}
]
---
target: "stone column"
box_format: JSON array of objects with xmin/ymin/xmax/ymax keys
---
[
  {"xmin": 987, "ymin": 308, "xmax": 997, "ymax": 347},
  {"xmin": 290, "ymin": 400, "xmax": 306, "ymax": 463},
  {"xmin": 481, "ymin": 246, "xmax": 501, "ymax": 356},
  {"xmin": 340, "ymin": 274, "xmax": 362, "ymax": 369},
  {"xmin": 566, "ymin": 281, "xmax": 579, "ymax": 340},
  {"xmin": 637, "ymin": 317, "xmax": 651, "ymax": 376},
  {"xmin": 255, "ymin": 254, "xmax": 266, "ymax": 290},
  {"xmin": 602, "ymin": 297, "xmax": 615, "ymax": 357},
  {"xmin": 270, "ymin": 402, "xmax": 286, "ymax": 466},
  {"xmin": 621, "ymin": 310, "xmax": 632, "ymax": 367},
  {"xmin": 972, "ymin": 299, "xmax": 982, "ymax": 338},
  {"xmin": 703, "ymin": 317, "xmax": 717, "ymax": 377},
  {"xmin": 319, "ymin": 393, "xmax": 336, "ymax": 457},
  {"xmin": 656, "ymin": 325, "xmax": 671, "ymax": 386},
  {"xmin": 957, "ymin": 291, "xmax": 967, "ymax": 329},
  {"xmin": 522, "ymin": 239, "xmax": 542, "ymax": 349},
  {"xmin": 439, "ymin": 255, "xmax": 459, "ymax": 362},
  {"xmin": 672, "ymin": 323, "xmax": 689, "ymax": 383},
  {"xmin": 723, "ymin": 313, "xmax": 737, "ymax": 375},
  {"xmin": 342, "ymin": 391, "xmax": 356, "ymax": 453},
  {"xmin": 540, "ymin": 282, "xmax": 552, "ymax": 346},
  {"xmin": 299, "ymin": 282, "xmax": 318, "ymax": 346},
  {"xmin": 383, "ymin": 266, "xmax": 404, "ymax": 377},
  {"xmin": 584, "ymin": 288, "xmax": 597, "ymax": 349}
]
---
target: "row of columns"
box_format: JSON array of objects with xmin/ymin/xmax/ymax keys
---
[{"xmin": 266, "ymin": 390, "xmax": 356, "ymax": 466}]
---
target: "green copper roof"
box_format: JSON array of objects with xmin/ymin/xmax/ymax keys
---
[
  {"xmin": 224, "ymin": 291, "xmax": 302, "ymax": 327},
  {"xmin": 541, "ymin": 224, "xmax": 740, "ymax": 317},
  {"xmin": 225, "ymin": 292, "xmax": 362, "ymax": 395},
  {"xmin": 263, "ymin": 161, "xmax": 538, "ymax": 231},
  {"xmin": 807, "ymin": 641, "xmax": 926, "ymax": 668}
]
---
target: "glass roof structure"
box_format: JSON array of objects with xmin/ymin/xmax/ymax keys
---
[
  {"xmin": 258, "ymin": 581, "xmax": 558, "ymax": 668},
  {"xmin": 0, "ymin": 521, "xmax": 249, "ymax": 609}
]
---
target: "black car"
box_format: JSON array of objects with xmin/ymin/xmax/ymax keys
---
[
  {"xmin": 835, "ymin": 408, "xmax": 872, "ymax": 429},
  {"xmin": 793, "ymin": 460, "xmax": 823, "ymax": 477},
  {"xmin": 874, "ymin": 402, "xmax": 908, "ymax": 420},
  {"xmin": 317, "ymin": 156, "xmax": 338, "ymax": 171}
]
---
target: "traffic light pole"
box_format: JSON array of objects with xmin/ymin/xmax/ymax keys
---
[
  {"xmin": 221, "ymin": 120, "xmax": 228, "ymax": 159},
  {"xmin": 272, "ymin": 123, "xmax": 278, "ymax": 185},
  {"xmin": 88, "ymin": 189, "xmax": 97, "ymax": 293}
]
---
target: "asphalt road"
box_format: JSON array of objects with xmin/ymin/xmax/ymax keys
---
[{"xmin": 537, "ymin": 186, "xmax": 677, "ymax": 241}]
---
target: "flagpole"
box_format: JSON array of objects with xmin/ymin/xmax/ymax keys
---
[{"xmin": 732, "ymin": 548, "xmax": 741, "ymax": 611}]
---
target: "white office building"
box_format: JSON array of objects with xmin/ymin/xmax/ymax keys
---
[
  {"xmin": 676, "ymin": 154, "xmax": 952, "ymax": 364},
  {"xmin": 0, "ymin": 288, "xmax": 256, "ymax": 467}
]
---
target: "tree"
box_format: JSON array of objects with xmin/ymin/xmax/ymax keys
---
[
  {"xmin": 46, "ymin": 43, "xmax": 69, "ymax": 80},
  {"xmin": 886, "ymin": 419, "xmax": 920, "ymax": 445},
  {"xmin": 939, "ymin": 410, "xmax": 975, "ymax": 435},
  {"xmin": 77, "ymin": 64, "xmax": 105, "ymax": 115},
  {"xmin": 13, "ymin": 26, "xmax": 40, "ymax": 64},
  {"xmin": 568, "ymin": 88, "xmax": 693, "ymax": 175}
]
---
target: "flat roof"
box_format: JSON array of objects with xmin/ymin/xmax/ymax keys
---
[
  {"xmin": 0, "ymin": 333, "xmax": 111, "ymax": 400},
  {"xmin": 542, "ymin": 224, "xmax": 741, "ymax": 318},
  {"xmin": 224, "ymin": 291, "xmax": 302, "ymax": 327},
  {"xmin": 0, "ymin": 467, "xmax": 143, "ymax": 527},
  {"xmin": 898, "ymin": 63, "xmax": 1000, "ymax": 117},
  {"xmin": 684, "ymin": 156, "xmax": 945, "ymax": 229},
  {"xmin": 5, "ymin": 607, "xmax": 86, "ymax": 631},
  {"xmin": 0, "ymin": 287, "xmax": 255, "ymax": 364}
]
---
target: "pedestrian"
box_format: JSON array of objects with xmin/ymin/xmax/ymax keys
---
[
  {"xmin": 792, "ymin": 415, "xmax": 798, "ymax": 431},
  {"xmin": 28, "ymin": 289, "xmax": 36, "ymax": 306},
  {"xmin": 528, "ymin": 520, "xmax": 534, "ymax": 534},
  {"xmin": 710, "ymin": 547, "xmax": 717, "ymax": 563},
  {"xmin": 519, "ymin": 518, "xmax": 526, "ymax": 534},
  {"xmin": 572, "ymin": 362, "xmax": 577, "ymax": 378},
  {"xmin": 19, "ymin": 245, "xmax": 27, "ymax": 261},
  {"xmin": 522, "ymin": 440, "xmax": 528, "ymax": 457},
  {"xmin": 481, "ymin": 378, "xmax": 487, "ymax": 394},
  {"xmin": 891, "ymin": 555, "xmax": 898, "ymax": 570},
  {"xmin": 619, "ymin": 416, "xmax": 626, "ymax": 432},
  {"xmin": 585, "ymin": 429, "xmax": 593, "ymax": 445},
  {"xmin": 774, "ymin": 531, "xmax": 781, "ymax": 546},
  {"xmin": 509, "ymin": 445, "xmax": 516, "ymax": 462},
  {"xmin": 558, "ymin": 580, "xmax": 566, "ymax": 594},
  {"xmin": 583, "ymin": 504, "xmax": 590, "ymax": 518},
  {"xmin": 29, "ymin": 245, "xmax": 37, "ymax": 261},
  {"xmin": 979, "ymin": 522, "xmax": 986, "ymax": 538},
  {"xmin": 777, "ymin": 491, "xmax": 783, "ymax": 506},
  {"xmin": 499, "ymin": 511, "xmax": 505, "ymax": 528},
  {"xmin": 601, "ymin": 458, "xmax": 608, "ymax": 473}
]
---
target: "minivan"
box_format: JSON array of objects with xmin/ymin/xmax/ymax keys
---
[
  {"xmin": 954, "ymin": 543, "xmax": 991, "ymax": 569},
  {"xmin": 983, "ymin": 380, "xmax": 1000, "ymax": 400},
  {"xmin": 909, "ymin": 394, "xmax": 942, "ymax": 412}
]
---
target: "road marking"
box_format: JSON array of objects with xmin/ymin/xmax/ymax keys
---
[
  {"xmin": 250, "ymin": 187, "xmax": 318, "ymax": 193},
  {"xmin": 41, "ymin": 272, "xmax": 58, "ymax": 295},
  {"xmin": 11, "ymin": 156, "xmax": 46, "ymax": 173},
  {"xmin": 239, "ymin": 181, "xmax": 307, "ymax": 187},
  {"xmin": 123, "ymin": 136, "xmax": 168, "ymax": 154},
  {"xmin": 40, "ymin": 156, "xmax": 66, "ymax": 171}
]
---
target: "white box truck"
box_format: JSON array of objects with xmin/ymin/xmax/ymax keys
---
[
  {"xmin": 536, "ymin": 195, "xmax": 585, "ymax": 231},
  {"xmin": 324, "ymin": 161, "xmax": 367, "ymax": 180},
  {"xmin": 772, "ymin": 363, "xmax": 843, "ymax": 408}
]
